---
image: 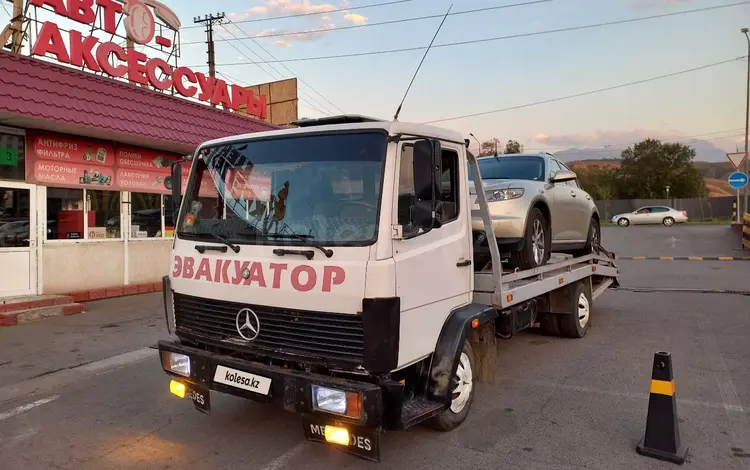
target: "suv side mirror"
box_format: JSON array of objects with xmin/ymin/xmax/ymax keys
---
[
  {"xmin": 551, "ymin": 169, "xmax": 577, "ymax": 183},
  {"xmin": 412, "ymin": 139, "xmax": 442, "ymax": 232},
  {"xmin": 168, "ymin": 161, "xmax": 183, "ymax": 223}
]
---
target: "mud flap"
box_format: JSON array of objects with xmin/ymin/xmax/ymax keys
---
[{"xmin": 302, "ymin": 415, "xmax": 381, "ymax": 462}]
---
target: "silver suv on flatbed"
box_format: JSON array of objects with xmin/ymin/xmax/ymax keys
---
[{"xmin": 468, "ymin": 152, "xmax": 600, "ymax": 270}]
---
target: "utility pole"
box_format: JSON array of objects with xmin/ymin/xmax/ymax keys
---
[
  {"xmin": 194, "ymin": 13, "xmax": 225, "ymax": 109},
  {"xmin": 194, "ymin": 13, "xmax": 225, "ymax": 80},
  {"xmin": 9, "ymin": 0, "xmax": 24, "ymax": 52},
  {"xmin": 742, "ymin": 28, "xmax": 750, "ymax": 216}
]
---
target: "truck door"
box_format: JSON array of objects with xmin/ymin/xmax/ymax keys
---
[{"xmin": 392, "ymin": 142, "xmax": 473, "ymax": 367}]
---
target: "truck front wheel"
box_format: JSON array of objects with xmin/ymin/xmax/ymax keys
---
[{"xmin": 427, "ymin": 339, "xmax": 476, "ymax": 431}]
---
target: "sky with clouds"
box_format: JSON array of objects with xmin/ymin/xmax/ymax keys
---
[{"xmin": 2, "ymin": 0, "xmax": 749, "ymax": 158}]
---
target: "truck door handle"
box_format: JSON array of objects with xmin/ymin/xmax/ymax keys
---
[
  {"xmin": 456, "ymin": 259, "xmax": 472, "ymax": 267},
  {"xmin": 570, "ymin": 191, "xmax": 577, "ymax": 197}
]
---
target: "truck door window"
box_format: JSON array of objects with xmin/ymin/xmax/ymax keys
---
[
  {"xmin": 398, "ymin": 144, "xmax": 460, "ymax": 236},
  {"xmin": 439, "ymin": 149, "xmax": 460, "ymax": 224}
]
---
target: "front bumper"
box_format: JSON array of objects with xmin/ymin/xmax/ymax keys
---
[
  {"xmin": 158, "ymin": 339, "xmax": 384, "ymax": 427},
  {"xmin": 470, "ymin": 197, "xmax": 527, "ymax": 240}
]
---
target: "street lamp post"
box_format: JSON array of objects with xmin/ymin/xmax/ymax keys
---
[
  {"xmin": 469, "ymin": 133, "xmax": 482, "ymax": 156},
  {"xmin": 742, "ymin": 28, "xmax": 750, "ymax": 216}
]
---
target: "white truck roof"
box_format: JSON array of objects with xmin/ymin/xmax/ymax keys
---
[{"xmin": 196, "ymin": 115, "xmax": 468, "ymax": 150}]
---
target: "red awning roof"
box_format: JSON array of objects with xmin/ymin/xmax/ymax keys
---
[{"xmin": 0, "ymin": 51, "xmax": 278, "ymax": 154}]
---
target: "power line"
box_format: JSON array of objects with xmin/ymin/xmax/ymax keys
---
[
  {"xmin": 224, "ymin": 19, "xmax": 346, "ymax": 115},
  {"xmin": 183, "ymin": 0, "xmax": 414, "ymax": 29},
  {"xmin": 422, "ymin": 57, "xmax": 746, "ymax": 124},
  {"xmin": 182, "ymin": 0, "xmax": 553, "ymax": 45},
  {"xmin": 195, "ymin": 1, "xmax": 750, "ymax": 67},
  {"xmin": 214, "ymin": 24, "xmax": 336, "ymax": 116}
]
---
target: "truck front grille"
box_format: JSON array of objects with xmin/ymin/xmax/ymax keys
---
[{"xmin": 173, "ymin": 292, "xmax": 365, "ymax": 364}]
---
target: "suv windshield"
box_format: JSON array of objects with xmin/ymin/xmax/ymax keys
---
[
  {"xmin": 177, "ymin": 131, "xmax": 387, "ymax": 246},
  {"xmin": 468, "ymin": 156, "xmax": 545, "ymax": 182}
]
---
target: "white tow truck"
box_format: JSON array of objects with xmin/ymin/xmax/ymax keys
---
[{"xmin": 157, "ymin": 114, "xmax": 619, "ymax": 462}]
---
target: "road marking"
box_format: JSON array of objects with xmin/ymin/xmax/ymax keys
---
[
  {"xmin": 502, "ymin": 378, "xmax": 747, "ymax": 414},
  {"xmin": 0, "ymin": 347, "xmax": 155, "ymax": 405},
  {"xmin": 700, "ymin": 328, "xmax": 750, "ymax": 456},
  {"xmin": 260, "ymin": 441, "xmax": 308, "ymax": 470},
  {"xmin": 617, "ymin": 256, "xmax": 750, "ymax": 261},
  {"xmin": 0, "ymin": 395, "xmax": 59, "ymax": 421}
]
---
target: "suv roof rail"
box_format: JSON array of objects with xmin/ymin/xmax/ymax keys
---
[{"xmin": 291, "ymin": 114, "xmax": 386, "ymax": 127}]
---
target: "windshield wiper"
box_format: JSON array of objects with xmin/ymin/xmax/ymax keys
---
[
  {"xmin": 266, "ymin": 233, "xmax": 333, "ymax": 258},
  {"xmin": 182, "ymin": 231, "xmax": 241, "ymax": 253}
]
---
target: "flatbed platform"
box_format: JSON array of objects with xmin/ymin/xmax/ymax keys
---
[{"xmin": 473, "ymin": 252, "xmax": 620, "ymax": 309}]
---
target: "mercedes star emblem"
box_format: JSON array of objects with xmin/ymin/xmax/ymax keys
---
[{"xmin": 235, "ymin": 308, "xmax": 260, "ymax": 341}]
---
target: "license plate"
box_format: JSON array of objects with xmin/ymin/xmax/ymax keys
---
[
  {"xmin": 188, "ymin": 384, "xmax": 210, "ymax": 413},
  {"xmin": 213, "ymin": 365, "xmax": 272, "ymax": 395},
  {"xmin": 302, "ymin": 416, "xmax": 381, "ymax": 462}
]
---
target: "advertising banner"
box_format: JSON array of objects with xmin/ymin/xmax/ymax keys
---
[{"xmin": 26, "ymin": 132, "xmax": 181, "ymax": 195}]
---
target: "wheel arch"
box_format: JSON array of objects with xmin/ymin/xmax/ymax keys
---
[{"xmin": 427, "ymin": 304, "xmax": 497, "ymax": 408}]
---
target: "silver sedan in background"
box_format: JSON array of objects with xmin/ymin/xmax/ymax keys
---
[{"xmin": 611, "ymin": 206, "xmax": 688, "ymax": 227}]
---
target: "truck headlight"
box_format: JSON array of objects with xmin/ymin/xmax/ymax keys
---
[
  {"xmin": 312, "ymin": 385, "xmax": 361, "ymax": 418},
  {"xmin": 485, "ymin": 188, "xmax": 524, "ymax": 202},
  {"xmin": 162, "ymin": 351, "xmax": 191, "ymax": 377}
]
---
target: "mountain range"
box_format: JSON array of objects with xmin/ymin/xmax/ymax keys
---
[{"xmin": 554, "ymin": 139, "xmax": 735, "ymax": 163}]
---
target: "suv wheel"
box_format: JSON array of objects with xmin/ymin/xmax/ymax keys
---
[{"xmin": 510, "ymin": 208, "xmax": 548, "ymax": 270}]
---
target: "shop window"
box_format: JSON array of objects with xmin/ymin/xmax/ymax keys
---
[
  {"xmin": 130, "ymin": 192, "xmax": 163, "ymax": 238},
  {"xmin": 45, "ymin": 188, "xmax": 121, "ymax": 241},
  {"xmin": 87, "ymin": 190, "xmax": 121, "ymax": 239},
  {"xmin": 0, "ymin": 132, "xmax": 25, "ymax": 181},
  {"xmin": 46, "ymin": 188, "xmax": 85, "ymax": 240},
  {"xmin": 0, "ymin": 187, "xmax": 31, "ymax": 247}
]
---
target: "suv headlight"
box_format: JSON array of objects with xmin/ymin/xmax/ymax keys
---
[
  {"xmin": 485, "ymin": 188, "xmax": 524, "ymax": 202},
  {"xmin": 312, "ymin": 385, "xmax": 362, "ymax": 418}
]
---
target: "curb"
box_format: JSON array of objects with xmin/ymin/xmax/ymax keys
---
[
  {"xmin": 1, "ymin": 283, "xmax": 162, "ymax": 327},
  {"xmin": 616, "ymin": 256, "xmax": 750, "ymax": 261},
  {"xmin": 69, "ymin": 282, "xmax": 163, "ymax": 303}
]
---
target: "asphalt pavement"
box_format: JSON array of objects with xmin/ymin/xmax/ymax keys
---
[{"xmin": 0, "ymin": 226, "xmax": 749, "ymax": 469}]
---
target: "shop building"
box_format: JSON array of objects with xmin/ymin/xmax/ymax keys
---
[{"xmin": 0, "ymin": 50, "xmax": 278, "ymax": 301}]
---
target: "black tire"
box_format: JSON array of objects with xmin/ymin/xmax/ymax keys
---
[
  {"xmin": 427, "ymin": 340, "xmax": 477, "ymax": 431},
  {"xmin": 510, "ymin": 208, "xmax": 548, "ymax": 270},
  {"xmin": 558, "ymin": 281, "xmax": 592, "ymax": 339},
  {"xmin": 617, "ymin": 218, "xmax": 630, "ymax": 227},
  {"xmin": 662, "ymin": 217, "xmax": 675, "ymax": 227},
  {"xmin": 570, "ymin": 217, "xmax": 600, "ymax": 258}
]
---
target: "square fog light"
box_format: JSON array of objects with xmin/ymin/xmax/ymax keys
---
[
  {"xmin": 312, "ymin": 385, "xmax": 361, "ymax": 418},
  {"xmin": 163, "ymin": 351, "xmax": 191, "ymax": 377}
]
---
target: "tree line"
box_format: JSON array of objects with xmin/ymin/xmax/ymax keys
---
[
  {"xmin": 479, "ymin": 139, "xmax": 524, "ymax": 156},
  {"xmin": 477, "ymin": 137, "xmax": 707, "ymax": 200},
  {"xmin": 571, "ymin": 139, "xmax": 707, "ymax": 200}
]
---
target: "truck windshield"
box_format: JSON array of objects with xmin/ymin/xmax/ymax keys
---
[
  {"xmin": 177, "ymin": 131, "xmax": 387, "ymax": 246},
  {"xmin": 468, "ymin": 156, "xmax": 545, "ymax": 182}
]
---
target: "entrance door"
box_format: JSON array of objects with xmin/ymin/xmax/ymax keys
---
[{"xmin": 0, "ymin": 182, "xmax": 37, "ymax": 297}]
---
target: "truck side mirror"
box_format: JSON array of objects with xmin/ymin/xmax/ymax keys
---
[
  {"xmin": 169, "ymin": 161, "xmax": 182, "ymax": 223},
  {"xmin": 412, "ymin": 138, "xmax": 442, "ymax": 232}
]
